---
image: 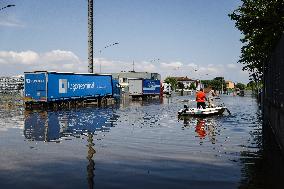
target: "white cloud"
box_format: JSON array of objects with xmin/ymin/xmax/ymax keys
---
[
  {"xmin": 0, "ymin": 17, "xmax": 25, "ymax": 28},
  {"xmin": 186, "ymin": 63, "xmax": 198, "ymax": 68},
  {"xmin": 0, "ymin": 50, "xmax": 249, "ymax": 82},
  {"xmin": 0, "ymin": 51, "xmax": 39, "ymax": 65},
  {"xmin": 42, "ymin": 50, "xmax": 80, "ymax": 63},
  {"xmin": 161, "ymin": 61, "xmax": 183, "ymax": 69},
  {"xmin": 0, "ymin": 50, "xmax": 85, "ymax": 74},
  {"xmin": 227, "ymin": 64, "xmax": 237, "ymax": 69}
]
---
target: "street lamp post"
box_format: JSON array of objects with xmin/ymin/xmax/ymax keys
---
[
  {"xmin": 0, "ymin": 4, "xmax": 15, "ymax": 12},
  {"xmin": 96, "ymin": 42, "xmax": 119, "ymax": 73}
]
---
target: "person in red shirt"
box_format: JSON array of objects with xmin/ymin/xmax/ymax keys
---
[{"xmin": 196, "ymin": 88, "xmax": 206, "ymax": 109}]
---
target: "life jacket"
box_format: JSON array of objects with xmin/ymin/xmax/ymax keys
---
[{"xmin": 196, "ymin": 91, "xmax": 206, "ymax": 102}]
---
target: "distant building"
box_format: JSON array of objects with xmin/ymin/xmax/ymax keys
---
[
  {"xmin": 226, "ymin": 81, "xmax": 235, "ymax": 89},
  {"xmin": 172, "ymin": 76, "xmax": 195, "ymax": 88},
  {"xmin": 171, "ymin": 76, "xmax": 204, "ymax": 90},
  {"xmin": 0, "ymin": 75, "xmax": 24, "ymax": 93},
  {"xmin": 107, "ymin": 71, "xmax": 161, "ymax": 91},
  {"xmin": 195, "ymin": 80, "xmax": 205, "ymax": 91},
  {"xmin": 162, "ymin": 83, "xmax": 172, "ymax": 95}
]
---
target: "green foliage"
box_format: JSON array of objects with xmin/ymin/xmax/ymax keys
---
[
  {"xmin": 164, "ymin": 77, "xmax": 177, "ymax": 90},
  {"xmin": 201, "ymin": 80, "xmax": 211, "ymax": 88},
  {"xmin": 177, "ymin": 82, "xmax": 184, "ymax": 89},
  {"xmin": 235, "ymin": 83, "xmax": 246, "ymax": 90},
  {"xmin": 189, "ymin": 82, "xmax": 196, "ymax": 90},
  {"xmin": 246, "ymin": 81, "xmax": 256, "ymax": 90},
  {"xmin": 201, "ymin": 77, "xmax": 226, "ymax": 91},
  {"xmin": 229, "ymin": 0, "xmax": 284, "ymax": 81},
  {"xmin": 214, "ymin": 77, "xmax": 224, "ymax": 81},
  {"xmin": 246, "ymin": 81, "xmax": 263, "ymax": 91}
]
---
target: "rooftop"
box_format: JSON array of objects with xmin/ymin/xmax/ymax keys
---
[{"xmin": 172, "ymin": 76, "xmax": 195, "ymax": 81}]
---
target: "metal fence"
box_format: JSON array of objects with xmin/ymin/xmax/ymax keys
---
[
  {"xmin": 264, "ymin": 35, "xmax": 284, "ymax": 107},
  {"xmin": 263, "ymin": 34, "xmax": 284, "ymax": 153}
]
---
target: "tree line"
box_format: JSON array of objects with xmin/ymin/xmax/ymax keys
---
[{"xmin": 164, "ymin": 77, "xmax": 252, "ymax": 91}]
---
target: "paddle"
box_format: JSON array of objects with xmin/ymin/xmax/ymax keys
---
[
  {"xmin": 213, "ymin": 96, "xmax": 231, "ymax": 116},
  {"xmin": 225, "ymin": 108, "xmax": 232, "ymax": 115}
]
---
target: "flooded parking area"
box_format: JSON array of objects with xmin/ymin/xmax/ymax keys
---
[{"xmin": 0, "ymin": 95, "xmax": 283, "ymax": 189}]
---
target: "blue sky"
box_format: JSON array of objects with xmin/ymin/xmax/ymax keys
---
[{"xmin": 0, "ymin": 0, "xmax": 248, "ymax": 83}]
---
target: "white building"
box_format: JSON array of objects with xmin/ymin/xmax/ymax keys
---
[
  {"xmin": 170, "ymin": 76, "xmax": 205, "ymax": 90},
  {"xmin": 172, "ymin": 76, "xmax": 196, "ymax": 88},
  {"xmin": 0, "ymin": 75, "xmax": 24, "ymax": 93}
]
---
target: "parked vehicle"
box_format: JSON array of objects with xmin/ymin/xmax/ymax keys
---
[
  {"xmin": 24, "ymin": 71, "xmax": 115, "ymax": 103},
  {"xmin": 112, "ymin": 79, "xmax": 121, "ymax": 99},
  {"xmin": 128, "ymin": 78, "xmax": 161, "ymax": 97}
]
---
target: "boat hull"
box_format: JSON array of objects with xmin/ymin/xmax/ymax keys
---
[{"xmin": 178, "ymin": 106, "xmax": 226, "ymax": 117}]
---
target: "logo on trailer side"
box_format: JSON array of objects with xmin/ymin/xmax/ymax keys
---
[{"xmin": 59, "ymin": 79, "xmax": 68, "ymax": 94}]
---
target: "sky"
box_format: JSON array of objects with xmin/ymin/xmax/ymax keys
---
[{"xmin": 0, "ymin": 0, "xmax": 249, "ymax": 83}]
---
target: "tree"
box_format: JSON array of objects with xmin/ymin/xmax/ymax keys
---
[
  {"xmin": 246, "ymin": 81, "xmax": 256, "ymax": 90},
  {"xmin": 201, "ymin": 78, "xmax": 225, "ymax": 91},
  {"xmin": 200, "ymin": 80, "xmax": 211, "ymax": 88},
  {"xmin": 246, "ymin": 80, "xmax": 262, "ymax": 92},
  {"xmin": 177, "ymin": 82, "xmax": 184, "ymax": 89},
  {"xmin": 164, "ymin": 77, "xmax": 177, "ymax": 90},
  {"xmin": 235, "ymin": 83, "xmax": 246, "ymax": 90},
  {"xmin": 210, "ymin": 80, "xmax": 222, "ymax": 91},
  {"xmin": 229, "ymin": 0, "xmax": 284, "ymax": 81},
  {"xmin": 189, "ymin": 82, "xmax": 196, "ymax": 90}
]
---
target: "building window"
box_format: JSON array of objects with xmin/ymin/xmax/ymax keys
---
[{"xmin": 123, "ymin": 78, "xmax": 127, "ymax": 83}]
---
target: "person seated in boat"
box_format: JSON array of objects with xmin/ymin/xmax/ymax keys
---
[
  {"xmin": 207, "ymin": 88, "xmax": 217, "ymax": 108},
  {"xmin": 196, "ymin": 88, "xmax": 206, "ymax": 109}
]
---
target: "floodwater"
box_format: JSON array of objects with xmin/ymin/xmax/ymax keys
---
[{"xmin": 0, "ymin": 95, "xmax": 283, "ymax": 189}]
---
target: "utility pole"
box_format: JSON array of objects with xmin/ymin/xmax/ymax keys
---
[
  {"xmin": 221, "ymin": 77, "xmax": 224, "ymax": 94},
  {"xmin": 88, "ymin": 0, "xmax": 94, "ymax": 73}
]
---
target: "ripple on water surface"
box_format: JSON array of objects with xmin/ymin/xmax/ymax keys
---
[{"xmin": 0, "ymin": 95, "xmax": 283, "ymax": 189}]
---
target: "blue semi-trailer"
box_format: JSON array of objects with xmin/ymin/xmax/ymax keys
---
[{"xmin": 24, "ymin": 71, "xmax": 116, "ymax": 103}]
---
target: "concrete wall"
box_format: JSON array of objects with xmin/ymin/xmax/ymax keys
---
[{"xmin": 263, "ymin": 34, "xmax": 284, "ymax": 153}]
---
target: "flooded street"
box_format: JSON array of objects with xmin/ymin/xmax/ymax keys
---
[{"xmin": 0, "ymin": 95, "xmax": 283, "ymax": 189}]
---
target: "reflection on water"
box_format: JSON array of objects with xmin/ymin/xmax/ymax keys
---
[
  {"xmin": 0, "ymin": 96, "xmax": 284, "ymax": 189},
  {"xmin": 179, "ymin": 117, "xmax": 219, "ymax": 145},
  {"xmin": 24, "ymin": 108, "xmax": 119, "ymax": 189},
  {"xmin": 87, "ymin": 133, "xmax": 96, "ymax": 189},
  {"xmin": 24, "ymin": 108, "xmax": 119, "ymax": 142},
  {"xmin": 238, "ymin": 113, "xmax": 284, "ymax": 189}
]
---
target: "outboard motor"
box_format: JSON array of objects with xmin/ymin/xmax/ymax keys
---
[{"xmin": 183, "ymin": 105, "xmax": 189, "ymax": 113}]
